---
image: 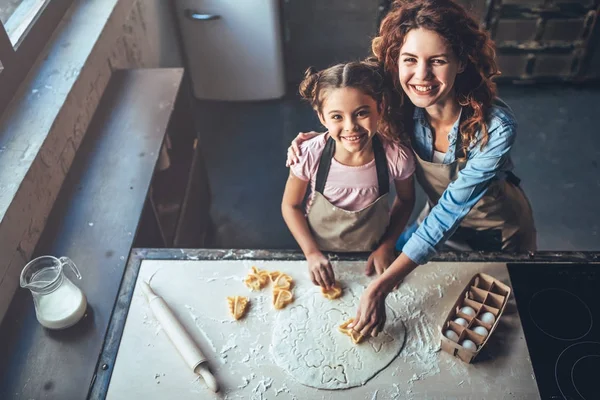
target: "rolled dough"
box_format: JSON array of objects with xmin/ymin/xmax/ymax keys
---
[{"xmin": 270, "ymin": 284, "xmax": 406, "ymax": 389}]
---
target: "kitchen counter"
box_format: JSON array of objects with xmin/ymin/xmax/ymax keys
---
[
  {"xmin": 2, "ymin": 249, "xmax": 600, "ymax": 400},
  {"xmin": 88, "ymin": 249, "xmax": 599, "ymax": 400},
  {"xmin": 99, "ymin": 257, "xmax": 538, "ymax": 399}
]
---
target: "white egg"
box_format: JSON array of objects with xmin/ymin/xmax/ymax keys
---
[
  {"xmin": 445, "ymin": 330, "xmax": 459, "ymax": 342},
  {"xmin": 461, "ymin": 339, "xmax": 477, "ymax": 351},
  {"xmin": 454, "ymin": 317, "xmax": 468, "ymax": 327},
  {"xmin": 480, "ymin": 312, "xmax": 496, "ymax": 325},
  {"xmin": 460, "ymin": 306, "xmax": 476, "ymax": 317},
  {"xmin": 473, "ymin": 326, "xmax": 489, "ymax": 337}
]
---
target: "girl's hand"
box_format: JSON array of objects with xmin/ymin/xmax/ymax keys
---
[
  {"xmin": 348, "ymin": 282, "xmax": 387, "ymax": 338},
  {"xmin": 306, "ymin": 252, "xmax": 335, "ymax": 289},
  {"xmin": 365, "ymin": 244, "xmax": 396, "ymax": 276},
  {"xmin": 286, "ymin": 131, "xmax": 322, "ymax": 167}
]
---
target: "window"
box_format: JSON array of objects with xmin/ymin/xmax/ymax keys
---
[{"xmin": 0, "ymin": 0, "xmax": 75, "ymax": 115}]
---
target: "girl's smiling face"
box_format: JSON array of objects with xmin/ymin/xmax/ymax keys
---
[
  {"xmin": 398, "ymin": 28, "xmax": 464, "ymax": 110},
  {"xmin": 318, "ymin": 87, "xmax": 381, "ymax": 156}
]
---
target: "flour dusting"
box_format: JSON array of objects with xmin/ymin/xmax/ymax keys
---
[
  {"xmin": 251, "ymin": 377, "xmax": 273, "ymax": 400},
  {"xmin": 220, "ymin": 335, "xmax": 238, "ymax": 355},
  {"xmin": 390, "ymin": 383, "xmax": 402, "ymax": 399},
  {"xmin": 274, "ymin": 383, "xmax": 295, "ymax": 397},
  {"xmin": 388, "ymin": 283, "xmax": 442, "ymax": 384},
  {"xmin": 238, "ymin": 373, "xmax": 256, "ymax": 389},
  {"xmin": 185, "ymin": 305, "xmax": 217, "ymax": 353}
]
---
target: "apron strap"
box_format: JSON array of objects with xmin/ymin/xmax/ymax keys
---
[
  {"xmin": 506, "ymin": 171, "xmax": 521, "ymax": 187},
  {"xmin": 372, "ymin": 135, "xmax": 389, "ymax": 197},
  {"xmin": 314, "ymin": 137, "xmax": 336, "ymax": 194},
  {"xmin": 314, "ymin": 135, "xmax": 390, "ymax": 196}
]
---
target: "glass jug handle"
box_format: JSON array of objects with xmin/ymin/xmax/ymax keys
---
[{"xmin": 59, "ymin": 257, "xmax": 82, "ymax": 280}]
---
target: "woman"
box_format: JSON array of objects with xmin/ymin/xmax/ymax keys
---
[{"xmin": 287, "ymin": 0, "xmax": 536, "ymax": 338}]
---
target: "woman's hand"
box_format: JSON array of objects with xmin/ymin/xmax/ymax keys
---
[
  {"xmin": 348, "ymin": 282, "xmax": 388, "ymax": 338},
  {"xmin": 286, "ymin": 131, "xmax": 322, "ymax": 167},
  {"xmin": 306, "ymin": 251, "xmax": 335, "ymax": 289},
  {"xmin": 365, "ymin": 243, "xmax": 396, "ymax": 276},
  {"xmin": 350, "ymin": 253, "xmax": 418, "ymax": 337}
]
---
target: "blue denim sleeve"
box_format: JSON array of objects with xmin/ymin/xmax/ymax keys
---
[{"xmin": 402, "ymin": 121, "xmax": 517, "ymax": 264}]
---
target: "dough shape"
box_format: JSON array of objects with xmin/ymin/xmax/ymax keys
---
[
  {"xmin": 227, "ymin": 296, "xmax": 249, "ymax": 320},
  {"xmin": 338, "ymin": 318, "xmax": 365, "ymax": 344},
  {"xmin": 268, "ymin": 270, "xmax": 282, "ymax": 281},
  {"xmin": 273, "ymin": 288, "xmax": 294, "ymax": 310},
  {"xmin": 244, "ymin": 266, "xmax": 269, "ymax": 291},
  {"xmin": 323, "ymin": 365, "xmax": 347, "ymax": 385},
  {"xmin": 322, "ymin": 283, "xmax": 343, "ymax": 300},
  {"xmin": 271, "ymin": 285, "xmax": 406, "ymax": 389},
  {"xmin": 257, "ymin": 269, "xmax": 271, "ymax": 282},
  {"xmin": 272, "ymin": 272, "xmax": 293, "ymax": 290}
]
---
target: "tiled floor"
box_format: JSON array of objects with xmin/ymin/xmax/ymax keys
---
[{"xmin": 193, "ymin": 83, "xmax": 600, "ymax": 251}]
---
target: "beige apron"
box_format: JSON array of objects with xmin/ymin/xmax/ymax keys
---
[
  {"xmin": 307, "ymin": 135, "xmax": 390, "ymax": 252},
  {"xmin": 413, "ymin": 144, "xmax": 537, "ymax": 252}
]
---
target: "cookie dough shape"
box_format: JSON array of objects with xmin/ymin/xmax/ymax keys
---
[
  {"xmin": 244, "ymin": 266, "xmax": 269, "ymax": 291},
  {"xmin": 271, "ymin": 284, "xmax": 406, "ymax": 389},
  {"xmin": 270, "ymin": 271, "xmax": 293, "ymax": 290},
  {"xmin": 273, "ymin": 288, "xmax": 294, "ymax": 310},
  {"xmin": 338, "ymin": 318, "xmax": 365, "ymax": 344},
  {"xmin": 227, "ymin": 296, "xmax": 249, "ymax": 320},
  {"xmin": 322, "ymin": 283, "xmax": 343, "ymax": 300}
]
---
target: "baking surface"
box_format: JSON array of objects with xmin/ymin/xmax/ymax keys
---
[{"xmin": 106, "ymin": 260, "xmax": 539, "ymax": 399}]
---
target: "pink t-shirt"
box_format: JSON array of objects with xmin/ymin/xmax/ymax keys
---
[{"xmin": 290, "ymin": 134, "xmax": 415, "ymax": 212}]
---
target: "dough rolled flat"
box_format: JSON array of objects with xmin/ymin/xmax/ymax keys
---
[{"xmin": 270, "ymin": 284, "xmax": 406, "ymax": 389}]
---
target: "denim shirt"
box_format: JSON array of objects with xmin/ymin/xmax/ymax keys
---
[{"xmin": 402, "ymin": 98, "xmax": 518, "ymax": 265}]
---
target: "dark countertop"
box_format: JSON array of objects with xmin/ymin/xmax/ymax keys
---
[{"xmin": 3, "ymin": 248, "xmax": 600, "ymax": 400}]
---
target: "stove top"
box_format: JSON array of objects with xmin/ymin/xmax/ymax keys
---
[{"xmin": 508, "ymin": 263, "xmax": 600, "ymax": 400}]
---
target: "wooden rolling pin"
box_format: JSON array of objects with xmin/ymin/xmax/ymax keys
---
[{"xmin": 140, "ymin": 281, "xmax": 218, "ymax": 392}]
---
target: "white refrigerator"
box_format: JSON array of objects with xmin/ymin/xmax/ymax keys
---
[{"xmin": 175, "ymin": 0, "xmax": 286, "ymax": 101}]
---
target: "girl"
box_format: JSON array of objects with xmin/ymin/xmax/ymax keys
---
[
  {"xmin": 287, "ymin": 0, "xmax": 536, "ymax": 337},
  {"xmin": 281, "ymin": 60, "xmax": 416, "ymax": 290}
]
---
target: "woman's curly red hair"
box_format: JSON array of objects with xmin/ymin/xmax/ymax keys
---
[{"xmin": 372, "ymin": 0, "xmax": 500, "ymax": 158}]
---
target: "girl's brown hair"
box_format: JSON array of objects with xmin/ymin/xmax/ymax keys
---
[
  {"xmin": 298, "ymin": 59, "xmax": 399, "ymax": 143},
  {"xmin": 372, "ymin": 0, "xmax": 500, "ymax": 158}
]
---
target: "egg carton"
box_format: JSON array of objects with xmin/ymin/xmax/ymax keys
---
[{"xmin": 439, "ymin": 273, "xmax": 511, "ymax": 363}]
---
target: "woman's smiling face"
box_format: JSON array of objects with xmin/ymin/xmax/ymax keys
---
[
  {"xmin": 398, "ymin": 28, "xmax": 464, "ymax": 110},
  {"xmin": 318, "ymin": 87, "xmax": 381, "ymax": 155}
]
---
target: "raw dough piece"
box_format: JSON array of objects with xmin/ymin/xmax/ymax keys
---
[
  {"xmin": 227, "ymin": 296, "xmax": 249, "ymax": 320},
  {"xmin": 244, "ymin": 266, "xmax": 269, "ymax": 291},
  {"xmin": 322, "ymin": 283, "xmax": 343, "ymax": 300},
  {"xmin": 256, "ymin": 268, "xmax": 271, "ymax": 282},
  {"xmin": 244, "ymin": 274, "xmax": 264, "ymax": 291},
  {"xmin": 268, "ymin": 270, "xmax": 282, "ymax": 281},
  {"xmin": 338, "ymin": 318, "xmax": 365, "ymax": 344},
  {"xmin": 271, "ymin": 272, "xmax": 293, "ymax": 290},
  {"xmin": 271, "ymin": 285, "xmax": 406, "ymax": 389},
  {"xmin": 273, "ymin": 288, "xmax": 294, "ymax": 310}
]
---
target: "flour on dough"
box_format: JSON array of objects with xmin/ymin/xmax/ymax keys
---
[{"xmin": 270, "ymin": 284, "xmax": 406, "ymax": 389}]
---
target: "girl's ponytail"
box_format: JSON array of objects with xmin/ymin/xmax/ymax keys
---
[{"xmin": 298, "ymin": 67, "xmax": 321, "ymax": 110}]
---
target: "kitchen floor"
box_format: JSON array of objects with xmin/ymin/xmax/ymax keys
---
[{"xmin": 192, "ymin": 83, "xmax": 600, "ymax": 251}]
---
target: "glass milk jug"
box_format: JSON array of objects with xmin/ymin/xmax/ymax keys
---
[{"xmin": 20, "ymin": 256, "xmax": 87, "ymax": 329}]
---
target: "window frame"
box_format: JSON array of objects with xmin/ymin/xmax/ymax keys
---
[{"xmin": 0, "ymin": 0, "xmax": 75, "ymax": 116}]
